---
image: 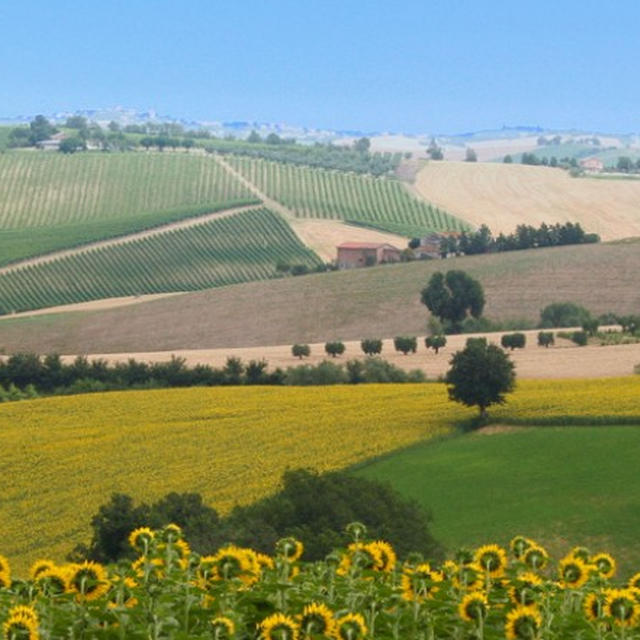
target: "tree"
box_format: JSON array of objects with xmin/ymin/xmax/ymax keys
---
[
  {"xmin": 353, "ymin": 137, "xmax": 370, "ymax": 153},
  {"xmin": 247, "ymin": 130, "xmax": 261, "ymax": 143},
  {"xmin": 393, "ymin": 336, "xmax": 417, "ymax": 355},
  {"xmin": 360, "ymin": 339, "xmax": 382, "ymax": 356},
  {"xmin": 65, "ymin": 115, "xmax": 88, "ymax": 130},
  {"xmin": 408, "ymin": 238, "xmax": 421, "ymax": 250},
  {"xmin": 58, "ymin": 137, "xmax": 85, "ymax": 154},
  {"xmin": 571, "ymin": 330, "xmax": 588, "ymax": 346},
  {"xmin": 617, "ymin": 156, "xmax": 633, "ymax": 173},
  {"xmin": 500, "ymin": 333, "xmax": 526, "ymax": 350},
  {"xmin": 29, "ymin": 115, "xmax": 57, "ymax": 144},
  {"xmin": 539, "ymin": 302, "xmax": 592, "ymax": 328},
  {"xmin": 537, "ymin": 331, "xmax": 555, "ymax": 348},
  {"xmin": 503, "ymin": 154, "xmax": 513, "ymax": 163},
  {"xmin": 582, "ymin": 318, "xmax": 599, "ymax": 336},
  {"xmin": 465, "ymin": 147, "xmax": 477, "ymax": 162},
  {"xmin": 425, "ymin": 335, "xmax": 446, "ymax": 354},
  {"xmin": 427, "ymin": 138, "xmax": 444, "ymax": 160},
  {"xmin": 445, "ymin": 340, "xmax": 516, "ymax": 418},
  {"xmin": 291, "ymin": 344, "xmax": 311, "ymax": 359},
  {"xmin": 325, "ymin": 341, "xmax": 345, "ymax": 358},
  {"xmin": 420, "ymin": 270, "xmax": 485, "ymax": 333}
]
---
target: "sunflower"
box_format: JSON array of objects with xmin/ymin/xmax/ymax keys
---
[
  {"xmin": 35, "ymin": 567, "xmax": 70, "ymax": 595},
  {"xmin": 628, "ymin": 572, "xmax": 640, "ymax": 591},
  {"xmin": 210, "ymin": 616, "xmax": 235, "ymax": 639},
  {"xmin": 605, "ymin": 588, "xmax": 639, "ymax": 627},
  {"xmin": 128, "ymin": 527, "xmax": 155, "ymax": 554},
  {"xmin": 29, "ymin": 560, "xmax": 55, "ymax": 580},
  {"xmin": 474, "ymin": 544, "xmax": 508, "ymax": 578},
  {"xmin": 334, "ymin": 613, "xmax": 367, "ymax": 640},
  {"xmin": 256, "ymin": 553, "xmax": 275, "ymax": 571},
  {"xmin": 275, "ymin": 537, "xmax": 304, "ymax": 563},
  {"xmin": 67, "ymin": 561, "xmax": 110, "ymax": 601},
  {"xmin": 401, "ymin": 563, "xmax": 443, "ymax": 602},
  {"xmin": 159, "ymin": 523, "xmax": 183, "ymax": 542},
  {"xmin": 559, "ymin": 556, "xmax": 590, "ymax": 589},
  {"xmin": 132, "ymin": 556, "xmax": 164, "ymax": 580},
  {"xmin": 454, "ymin": 548, "xmax": 474, "ymax": 566},
  {"xmin": 570, "ymin": 546, "xmax": 591, "ymax": 563},
  {"xmin": 258, "ymin": 613, "xmax": 299, "ymax": 640},
  {"xmin": 348, "ymin": 543, "xmax": 383, "ymax": 572},
  {"xmin": 453, "ymin": 563, "xmax": 484, "ymax": 591},
  {"xmin": 0, "ymin": 570, "xmax": 11, "ymax": 590},
  {"xmin": 591, "ymin": 553, "xmax": 616, "ymax": 579},
  {"xmin": 7, "ymin": 606, "xmax": 38, "ymax": 626},
  {"xmin": 505, "ymin": 605, "xmax": 542, "ymax": 640},
  {"xmin": 458, "ymin": 591, "xmax": 488, "ymax": 623},
  {"xmin": 368, "ymin": 540, "xmax": 396, "ymax": 572},
  {"xmin": 522, "ymin": 545, "xmax": 548, "ymax": 571},
  {"xmin": 299, "ymin": 602, "xmax": 336, "ymax": 637},
  {"xmin": 509, "ymin": 572, "xmax": 543, "ymax": 606},
  {"xmin": 2, "ymin": 612, "xmax": 39, "ymax": 640},
  {"xmin": 210, "ymin": 546, "xmax": 253, "ymax": 581},
  {"xmin": 584, "ymin": 592, "xmax": 606, "ymax": 622},
  {"xmin": 509, "ymin": 536, "xmax": 532, "ymax": 559}
]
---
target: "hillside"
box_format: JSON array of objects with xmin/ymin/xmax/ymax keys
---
[
  {"xmin": 0, "ymin": 240, "xmax": 638, "ymax": 354},
  {"xmin": 414, "ymin": 161, "xmax": 640, "ymax": 240},
  {"xmin": 0, "ymin": 151, "xmax": 257, "ymax": 264},
  {"xmin": 0, "ymin": 207, "xmax": 321, "ymax": 313}
]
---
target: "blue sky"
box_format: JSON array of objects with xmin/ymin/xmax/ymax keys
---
[{"xmin": 1, "ymin": 0, "xmax": 638, "ymax": 133}]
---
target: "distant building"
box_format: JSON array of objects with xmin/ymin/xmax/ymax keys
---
[
  {"xmin": 336, "ymin": 242, "xmax": 402, "ymax": 269},
  {"xmin": 579, "ymin": 156, "xmax": 604, "ymax": 173},
  {"xmin": 36, "ymin": 139, "xmax": 61, "ymax": 151}
]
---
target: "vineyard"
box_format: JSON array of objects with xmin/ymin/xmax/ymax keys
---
[
  {"xmin": 226, "ymin": 156, "xmax": 469, "ymax": 236},
  {"xmin": 0, "ymin": 207, "xmax": 321, "ymax": 313},
  {"xmin": 0, "ymin": 152, "xmax": 256, "ymax": 263}
]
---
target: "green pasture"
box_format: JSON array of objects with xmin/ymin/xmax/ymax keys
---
[{"xmin": 356, "ymin": 425, "xmax": 640, "ymax": 575}]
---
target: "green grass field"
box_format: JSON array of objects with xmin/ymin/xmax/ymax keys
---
[
  {"xmin": 0, "ymin": 207, "xmax": 321, "ymax": 312},
  {"xmin": 227, "ymin": 155, "xmax": 468, "ymax": 235},
  {"xmin": 356, "ymin": 425, "xmax": 640, "ymax": 575},
  {"xmin": 0, "ymin": 151, "xmax": 256, "ymax": 263}
]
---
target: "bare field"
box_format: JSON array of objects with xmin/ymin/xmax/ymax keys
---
[
  {"xmin": 72, "ymin": 329, "xmax": 640, "ymax": 379},
  {"xmin": 287, "ymin": 218, "xmax": 407, "ymax": 261},
  {"xmin": 0, "ymin": 241, "xmax": 637, "ymax": 355},
  {"xmin": 414, "ymin": 161, "xmax": 640, "ymax": 240}
]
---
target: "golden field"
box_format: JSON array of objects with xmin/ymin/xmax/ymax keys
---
[{"xmin": 1, "ymin": 378, "xmax": 639, "ymax": 573}]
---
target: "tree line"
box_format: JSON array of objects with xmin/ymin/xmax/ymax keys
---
[{"xmin": 434, "ymin": 221, "xmax": 599, "ymax": 258}]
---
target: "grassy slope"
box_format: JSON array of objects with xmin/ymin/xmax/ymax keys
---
[
  {"xmin": 0, "ymin": 240, "xmax": 638, "ymax": 354},
  {"xmin": 0, "ymin": 151, "xmax": 256, "ymax": 263},
  {"xmin": 0, "ymin": 208, "xmax": 321, "ymax": 313},
  {"xmin": 356, "ymin": 425, "xmax": 640, "ymax": 575}
]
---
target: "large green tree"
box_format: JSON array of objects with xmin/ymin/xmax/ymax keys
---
[
  {"xmin": 420, "ymin": 270, "xmax": 485, "ymax": 332},
  {"xmin": 445, "ymin": 339, "xmax": 515, "ymax": 418}
]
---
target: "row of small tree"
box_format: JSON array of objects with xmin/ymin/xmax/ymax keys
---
[{"xmin": 292, "ymin": 335, "xmax": 448, "ymax": 359}]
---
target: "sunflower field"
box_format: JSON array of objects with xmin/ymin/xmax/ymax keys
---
[{"xmin": 2, "ymin": 523, "xmax": 640, "ymax": 639}]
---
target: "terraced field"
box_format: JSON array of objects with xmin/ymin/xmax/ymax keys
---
[
  {"xmin": 0, "ymin": 207, "xmax": 320, "ymax": 313},
  {"xmin": 0, "ymin": 152, "xmax": 256, "ymax": 263},
  {"xmin": 227, "ymin": 155, "xmax": 468, "ymax": 235}
]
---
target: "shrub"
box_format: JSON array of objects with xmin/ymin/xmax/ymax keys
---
[
  {"xmin": 74, "ymin": 469, "xmax": 443, "ymax": 563},
  {"xmin": 325, "ymin": 341, "xmax": 345, "ymax": 358},
  {"xmin": 360, "ymin": 338, "xmax": 383, "ymax": 356},
  {"xmin": 291, "ymin": 343, "xmax": 311, "ymax": 359},
  {"xmin": 618, "ymin": 314, "xmax": 640, "ymax": 334},
  {"xmin": 393, "ymin": 336, "xmax": 417, "ymax": 355},
  {"xmin": 540, "ymin": 302, "xmax": 592, "ymax": 328},
  {"xmin": 537, "ymin": 331, "xmax": 555, "ymax": 347},
  {"xmin": 425, "ymin": 335, "xmax": 447, "ymax": 354},
  {"xmin": 361, "ymin": 357, "xmax": 424, "ymax": 383},
  {"xmin": 582, "ymin": 318, "xmax": 599, "ymax": 336},
  {"xmin": 571, "ymin": 330, "xmax": 588, "ymax": 346},
  {"xmin": 284, "ymin": 361, "xmax": 348, "ymax": 385},
  {"xmin": 501, "ymin": 332, "xmax": 526, "ymax": 350}
]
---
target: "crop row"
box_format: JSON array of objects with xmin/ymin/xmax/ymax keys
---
[
  {"xmin": 0, "ymin": 208, "xmax": 321, "ymax": 313},
  {"xmin": 0, "ymin": 152, "xmax": 254, "ymax": 230},
  {"xmin": 227, "ymin": 156, "xmax": 469, "ymax": 234}
]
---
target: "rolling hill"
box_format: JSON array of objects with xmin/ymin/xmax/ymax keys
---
[
  {"xmin": 413, "ymin": 161, "xmax": 640, "ymax": 240},
  {"xmin": 0, "ymin": 239, "xmax": 638, "ymax": 355}
]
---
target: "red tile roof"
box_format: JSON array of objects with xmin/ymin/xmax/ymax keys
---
[{"xmin": 337, "ymin": 242, "xmax": 396, "ymax": 249}]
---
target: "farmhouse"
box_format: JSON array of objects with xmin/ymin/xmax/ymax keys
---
[
  {"xmin": 414, "ymin": 232, "xmax": 460, "ymax": 259},
  {"xmin": 579, "ymin": 156, "xmax": 604, "ymax": 173},
  {"xmin": 336, "ymin": 242, "xmax": 402, "ymax": 269}
]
